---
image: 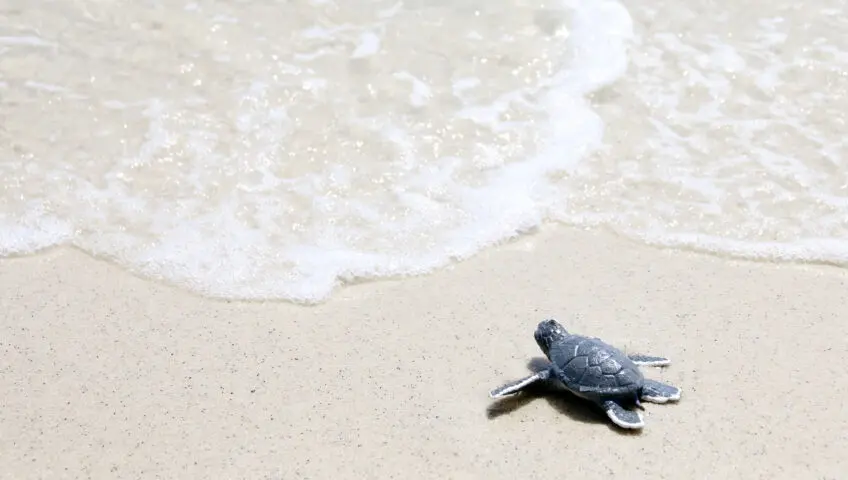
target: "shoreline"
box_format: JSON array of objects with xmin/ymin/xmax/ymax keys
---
[
  {"xmin": 6, "ymin": 223, "xmax": 847, "ymax": 306},
  {"xmin": 1, "ymin": 226, "xmax": 845, "ymax": 479}
]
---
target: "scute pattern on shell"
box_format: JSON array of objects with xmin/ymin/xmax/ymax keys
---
[{"xmin": 548, "ymin": 335, "xmax": 644, "ymax": 394}]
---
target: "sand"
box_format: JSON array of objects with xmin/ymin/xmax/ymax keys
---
[{"xmin": 1, "ymin": 227, "xmax": 846, "ymax": 479}]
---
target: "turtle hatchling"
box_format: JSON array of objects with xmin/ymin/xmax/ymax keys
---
[{"xmin": 489, "ymin": 319, "xmax": 681, "ymax": 429}]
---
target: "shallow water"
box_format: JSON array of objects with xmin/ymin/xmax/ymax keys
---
[{"xmin": 1, "ymin": 0, "xmax": 846, "ymax": 302}]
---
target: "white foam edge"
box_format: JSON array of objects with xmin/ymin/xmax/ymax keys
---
[
  {"xmin": 628, "ymin": 229, "xmax": 848, "ymax": 267},
  {"xmin": 80, "ymin": 0, "xmax": 638, "ymax": 303},
  {"xmin": 0, "ymin": 0, "xmax": 637, "ymax": 303}
]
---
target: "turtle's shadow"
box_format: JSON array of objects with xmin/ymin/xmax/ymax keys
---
[{"xmin": 486, "ymin": 357, "xmax": 642, "ymax": 435}]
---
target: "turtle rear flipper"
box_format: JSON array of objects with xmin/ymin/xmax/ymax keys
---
[
  {"xmin": 489, "ymin": 369, "xmax": 551, "ymax": 399},
  {"xmin": 601, "ymin": 400, "xmax": 644, "ymax": 429},
  {"xmin": 628, "ymin": 354, "xmax": 671, "ymax": 367},
  {"xmin": 640, "ymin": 379, "xmax": 681, "ymax": 403}
]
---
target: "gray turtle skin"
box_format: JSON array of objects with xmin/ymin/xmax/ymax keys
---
[{"xmin": 490, "ymin": 319, "xmax": 681, "ymax": 430}]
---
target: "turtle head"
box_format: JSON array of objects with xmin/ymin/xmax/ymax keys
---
[{"xmin": 534, "ymin": 319, "xmax": 569, "ymax": 356}]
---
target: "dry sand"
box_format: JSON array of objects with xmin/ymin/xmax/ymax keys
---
[{"xmin": 1, "ymin": 227, "xmax": 846, "ymax": 479}]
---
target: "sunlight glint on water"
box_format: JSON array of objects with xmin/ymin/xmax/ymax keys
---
[{"xmin": 1, "ymin": 0, "xmax": 847, "ymax": 302}]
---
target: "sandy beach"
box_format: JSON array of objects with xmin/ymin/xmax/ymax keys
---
[
  {"xmin": 2, "ymin": 0, "xmax": 847, "ymax": 477},
  {"xmin": 2, "ymin": 227, "xmax": 845, "ymax": 479}
]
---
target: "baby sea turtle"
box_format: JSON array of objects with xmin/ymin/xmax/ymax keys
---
[{"xmin": 489, "ymin": 319, "xmax": 681, "ymax": 429}]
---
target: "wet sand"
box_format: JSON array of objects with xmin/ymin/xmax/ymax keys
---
[{"xmin": 1, "ymin": 227, "xmax": 846, "ymax": 479}]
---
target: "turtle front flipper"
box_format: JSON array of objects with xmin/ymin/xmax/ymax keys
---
[
  {"xmin": 489, "ymin": 369, "xmax": 551, "ymax": 399},
  {"xmin": 600, "ymin": 400, "xmax": 644, "ymax": 429},
  {"xmin": 640, "ymin": 379, "xmax": 681, "ymax": 403},
  {"xmin": 628, "ymin": 354, "xmax": 671, "ymax": 367}
]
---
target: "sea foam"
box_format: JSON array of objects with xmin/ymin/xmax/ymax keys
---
[
  {"xmin": 0, "ymin": 0, "xmax": 634, "ymax": 302},
  {"xmin": 2, "ymin": 0, "xmax": 847, "ymax": 302}
]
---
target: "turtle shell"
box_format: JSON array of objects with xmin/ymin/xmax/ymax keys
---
[{"xmin": 548, "ymin": 335, "xmax": 643, "ymax": 398}]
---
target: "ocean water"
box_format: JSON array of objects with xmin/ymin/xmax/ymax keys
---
[{"xmin": 1, "ymin": 0, "xmax": 846, "ymax": 302}]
